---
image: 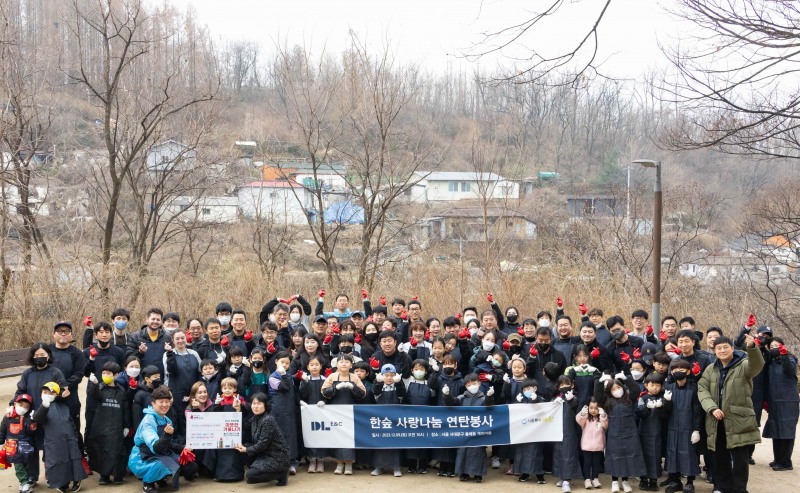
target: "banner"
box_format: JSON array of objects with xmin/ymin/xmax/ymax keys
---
[
  {"xmin": 185, "ymin": 411, "xmax": 242, "ymax": 449},
  {"xmin": 301, "ymin": 402, "xmax": 562, "ymax": 449}
]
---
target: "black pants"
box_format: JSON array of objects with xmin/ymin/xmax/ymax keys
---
[
  {"xmin": 713, "ymin": 420, "xmax": 750, "ymax": 493},
  {"xmin": 245, "ymin": 468, "xmax": 288, "ymax": 485},
  {"xmin": 773, "ymin": 439, "xmax": 795, "ymax": 467},
  {"xmin": 582, "ymin": 451, "xmax": 603, "ymax": 480}
]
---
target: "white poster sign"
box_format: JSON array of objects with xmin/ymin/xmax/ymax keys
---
[{"xmin": 185, "ymin": 411, "xmax": 242, "ymax": 449}]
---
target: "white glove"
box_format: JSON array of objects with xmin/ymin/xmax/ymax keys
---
[
  {"xmin": 654, "ymin": 398, "xmax": 663, "ymax": 408},
  {"xmin": 516, "ymin": 393, "xmax": 524, "ymax": 402},
  {"xmin": 123, "ymin": 428, "xmax": 129, "ymax": 437},
  {"xmin": 41, "ymin": 395, "xmax": 54, "ymax": 408},
  {"xmin": 276, "ymin": 366, "xmax": 287, "ymax": 375},
  {"xmin": 598, "ymin": 407, "xmax": 606, "ymax": 417},
  {"xmin": 614, "ymin": 372, "xmax": 626, "ymax": 381},
  {"xmin": 302, "ymin": 372, "xmax": 310, "ymax": 382},
  {"xmin": 580, "ymin": 405, "xmax": 589, "ymax": 416},
  {"xmin": 317, "ymin": 400, "xmax": 326, "ymax": 408},
  {"xmin": 229, "ymin": 365, "xmax": 237, "ymax": 374},
  {"xmin": 691, "ymin": 430, "xmax": 700, "ymax": 444},
  {"xmin": 335, "ymin": 382, "xmax": 348, "ymax": 390},
  {"xmin": 565, "ymin": 390, "xmax": 574, "ymax": 401},
  {"xmin": 345, "ymin": 382, "xmax": 355, "ymax": 389},
  {"xmin": 442, "ymin": 385, "xmax": 450, "ymax": 395},
  {"xmin": 483, "ymin": 374, "xmax": 493, "ymax": 382},
  {"xmin": 554, "ymin": 396, "xmax": 564, "ymax": 404},
  {"xmin": 392, "ymin": 374, "xmax": 402, "ymax": 383},
  {"xmin": 216, "ymin": 352, "xmax": 225, "ymax": 364},
  {"xmin": 242, "ymin": 357, "xmax": 250, "ymax": 367},
  {"xmin": 646, "ymin": 399, "xmax": 656, "ymax": 409},
  {"xmin": 299, "ymin": 400, "xmax": 308, "ymax": 409},
  {"xmin": 503, "ymin": 374, "xmax": 511, "ymax": 383},
  {"xmin": 214, "ymin": 394, "xmax": 223, "ymax": 404},
  {"xmin": 5, "ymin": 406, "xmax": 14, "ymax": 417},
  {"xmin": 663, "ymin": 390, "xmax": 672, "ymax": 401},
  {"xmin": 599, "ymin": 373, "xmax": 612, "ymax": 383},
  {"xmin": 486, "ymin": 355, "xmax": 494, "ymax": 363},
  {"xmin": 428, "ymin": 357, "xmax": 439, "ymax": 371},
  {"xmin": 375, "ymin": 373, "xmax": 385, "ymax": 383},
  {"xmin": 89, "ymin": 373, "xmax": 98, "ymax": 384},
  {"xmin": 486, "ymin": 387, "xmax": 494, "ymax": 397}
]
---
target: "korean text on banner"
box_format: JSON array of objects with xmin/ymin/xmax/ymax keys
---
[{"xmin": 185, "ymin": 411, "xmax": 242, "ymax": 449}]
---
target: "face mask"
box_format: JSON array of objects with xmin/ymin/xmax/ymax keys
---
[
  {"xmin": 127, "ymin": 367, "xmax": 141, "ymax": 378},
  {"xmin": 97, "ymin": 339, "xmax": 110, "ymax": 348},
  {"xmin": 611, "ymin": 388, "xmax": 624, "ymax": 398},
  {"xmin": 365, "ymin": 333, "xmax": 378, "ymax": 342},
  {"xmin": 482, "ymin": 341, "xmax": 494, "ymax": 351},
  {"xmin": 538, "ymin": 343, "xmax": 550, "ymax": 352},
  {"xmin": 507, "ymin": 314, "xmax": 518, "ymax": 323},
  {"xmin": 491, "ymin": 358, "xmax": 502, "ymax": 368},
  {"xmin": 413, "ymin": 370, "xmax": 426, "ymax": 380},
  {"xmin": 339, "ymin": 346, "xmax": 353, "ymax": 354},
  {"xmin": 102, "ymin": 375, "xmax": 114, "ymax": 385},
  {"xmin": 14, "ymin": 403, "xmax": 30, "ymax": 415},
  {"xmin": 466, "ymin": 385, "xmax": 480, "ymax": 395},
  {"xmin": 631, "ymin": 370, "xmax": 644, "ymax": 380},
  {"xmin": 290, "ymin": 313, "xmax": 301, "ymax": 323},
  {"xmin": 672, "ymin": 371, "xmax": 688, "ymax": 381},
  {"xmin": 443, "ymin": 367, "xmax": 455, "ymax": 376},
  {"xmin": 150, "ymin": 379, "xmax": 161, "ymax": 388},
  {"xmin": 612, "ymin": 331, "xmax": 625, "ymax": 341},
  {"xmin": 523, "ymin": 390, "xmax": 535, "ymax": 399},
  {"xmin": 252, "ymin": 360, "xmax": 264, "ymax": 369},
  {"xmin": 218, "ymin": 316, "xmax": 231, "ymax": 326},
  {"xmin": 469, "ymin": 328, "xmax": 478, "ymax": 337},
  {"xmin": 33, "ymin": 357, "xmax": 48, "ymax": 368},
  {"xmin": 559, "ymin": 386, "xmax": 572, "ymax": 394},
  {"xmin": 539, "ymin": 319, "xmax": 550, "ymax": 328},
  {"xmin": 41, "ymin": 394, "xmax": 55, "ymax": 404},
  {"xmin": 770, "ymin": 348, "xmax": 780, "ymax": 358},
  {"xmin": 113, "ymin": 320, "xmax": 128, "ymax": 330}
]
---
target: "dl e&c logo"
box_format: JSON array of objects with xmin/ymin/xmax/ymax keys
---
[{"xmin": 311, "ymin": 421, "xmax": 331, "ymax": 431}]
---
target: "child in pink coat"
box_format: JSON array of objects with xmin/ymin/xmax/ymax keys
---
[{"xmin": 576, "ymin": 397, "xmax": 608, "ymax": 489}]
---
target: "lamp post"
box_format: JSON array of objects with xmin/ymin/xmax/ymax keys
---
[{"xmin": 632, "ymin": 159, "xmax": 662, "ymax": 334}]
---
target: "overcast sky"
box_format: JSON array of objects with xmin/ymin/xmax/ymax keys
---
[{"xmin": 174, "ymin": 0, "xmax": 675, "ymax": 79}]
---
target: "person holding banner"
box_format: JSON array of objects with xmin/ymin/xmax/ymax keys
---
[
  {"xmin": 428, "ymin": 354, "xmax": 464, "ymax": 477},
  {"xmin": 202, "ymin": 378, "xmax": 246, "ymax": 482},
  {"xmin": 320, "ymin": 353, "xmax": 366, "ymax": 475},
  {"xmin": 512, "ymin": 379, "xmax": 547, "ymax": 484},
  {"xmin": 371, "ymin": 364, "xmax": 406, "ymax": 477},
  {"xmin": 267, "ymin": 352, "xmax": 302, "ymax": 476},
  {"xmin": 552, "ymin": 375, "xmax": 583, "ymax": 493},
  {"xmin": 299, "ymin": 356, "xmax": 329, "ymax": 473},
  {"xmin": 235, "ymin": 393, "xmax": 290, "ymax": 486},
  {"xmin": 445, "ymin": 372, "xmax": 494, "ymax": 483}
]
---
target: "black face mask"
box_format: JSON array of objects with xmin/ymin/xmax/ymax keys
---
[
  {"xmin": 33, "ymin": 357, "xmax": 48, "ymax": 368},
  {"xmin": 443, "ymin": 367, "xmax": 455, "ymax": 376},
  {"xmin": 507, "ymin": 314, "xmax": 518, "ymax": 324},
  {"xmin": 508, "ymin": 345, "xmax": 521, "ymax": 355},
  {"xmin": 770, "ymin": 348, "xmax": 780, "ymax": 358},
  {"xmin": 150, "ymin": 379, "xmax": 161, "ymax": 388},
  {"xmin": 559, "ymin": 386, "xmax": 572, "ymax": 394},
  {"xmin": 612, "ymin": 331, "xmax": 625, "ymax": 341},
  {"xmin": 252, "ymin": 360, "xmax": 264, "ymax": 369},
  {"xmin": 340, "ymin": 346, "xmax": 353, "ymax": 354},
  {"xmin": 525, "ymin": 335, "xmax": 536, "ymax": 342},
  {"xmin": 97, "ymin": 340, "xmax": 110, "ymax": 348},
  {"xmin": 537, "ymin": 343, "xmax": 550, "ymax": 352},
  {"xmin": 672, "ymin": 371, "xmax": 688, "ymax": 381},
  {"xmin": 365, "ymin": 333, "xmax": 378, "ymax": 342}
]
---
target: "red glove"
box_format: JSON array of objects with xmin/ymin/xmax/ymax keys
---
[
  {"xmin": 478, "ymin": 373, "xmax": 490, "ymax": 382},
  {"xmin": 318, "ymin": 289, "xmax": 326, "ymax": 298},
  {"xmin": 221, "ymin": 336, "xmax": 229, "ymax": 347},
  {"xmin": 691, "ymin": 362, "xmax": 701, "ymax": 376},
  {"xmin": 379, "ymin": 296, "xmax": 387, "ymax": 306},
  {"xmin": 84, "ymin": 315, "xmax": 93, "ymax": 327},
  {"xmin": 620, "ymin": 352, "xmax": 631, "ymax": 364},
  {"xmin": 0, "ymin": 449, "xmax": 11, "ymax": 469},
  {"xmin": 324, "ymin": 368, "xmax": 333, "ymax": 377},
  {"xmin": 579, "ymin": 303, "xmax": 587, "ymax": 315},
  {"xmin": 411, "ymin": 295, "xmax": 419, "ymax": 301},
  {"xmin": 369, "ymin": 357, "xmax": 380, "ymax": 370},
  {"xmin": 779, "ymin": 344, "xmax": 788, "ymax": 356},
  {"xmin": 424, "ymin": 329, "xmax": 430, "ymax": 340},
  {"xmin": 278, "ymin": 298, "xmax": 290, "ymax": 304},
  {"xmin": 331, "ymin": 323, "xmax": 340, "ymax": 334},
  {"xmin": 458, "ymin": 328, "xmax": 471, "ymax": 339},
  {"xmin": 633, "ymin": 348, "xmax": 642, "ymax": 359},
  {"xmin": 625, "ymin": 328, "xmax": 631, "ymax": 334},
  {"xmin": 529, "ymin": 346, "xmax": 538, "ymax": 357},
  {"xmin": 128, "ymin": 377, "xmax": 138, "ymax": 389},
  {"xmin": 410, "ymin": 337, "xmax": 418, "ymax": 347},
  {"xmin": 400, "ymin": 310, "xmax": 408, "ymax": 321},
  {"xmin": 354, "ymin": 333, "xmax": 362, "ymax": 344},
  {"xmin": 294, "ymin": 370, "xmax": 305, "ymax": 381},
  {"xmin": 186, "ymin": 332, "xmax": 193, "ymax": 344},
  {"xmin": 672, "ymin": 346, "xmax": 682, "ymax": 355},
  {"xmin": 591, "ymin": 347, "xmax": 600, "ymax": 359},
  {"xmin": 502, "ymin": 340, "xmax": 511, "ymax": 351},
  {"xmin": 243, "ymin": 330, "xmax": 253, "ymax": 342},
  {"xmin": 89, "ymin": 345, "xmax": 98, "ymax": 358},
  {"xmin": 753, "ymin": 337, "xmax": 761, "ymax": 347},
  {"xmin": 266, "ymin": 342, "xmax": 276, "ymax": 354},
  {"xmin": 486, "ymin": 293, "xmax": 494, "ymax": 303},
  {"xmin": 289, "ymin": 294, "xmax": 299, "ymax": 302},
  {"xmin": 323, "ymin": 334, "xmax": 333, "ymax": 345},
  {"xmin": 659, "ymin": 330, "xmax": 668, "ymax": 342},
  {"xmin": 746, "ymin": 313, "xmax": 756, "ymax": 328},
  {"xmin": 556, "ymin": 296, "xmax": 564, "ymax": 308},
  {"xmin": 517, "ymin": 326, "xmax": 525, "ymax": 336},
  {"xmin": 646, "ymin": 325, "xmax": 654, "ymax": 337},
  {"xmin": 178, "ymin": 448, "xmax": 196, "ymax": 466},
  {"xmin": 361, "ymin": 289, "xmax": 368, "ymax": 300},
  {"xmin": 456, "ymin": 312, "xmax": 463, "ymax": 321}
]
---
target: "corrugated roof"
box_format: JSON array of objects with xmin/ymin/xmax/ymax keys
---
[
  {"xmin": 241, "ymin": 180, "xmax": 301, "ymax": 188},
  {"xmin": 414, "ymin": 171, "xmax": 507, "ymax": 182}
]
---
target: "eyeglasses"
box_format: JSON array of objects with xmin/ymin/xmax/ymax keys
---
[{"xmin": 55, "ymin": 330, "xmax": 72, "ymax": 335}]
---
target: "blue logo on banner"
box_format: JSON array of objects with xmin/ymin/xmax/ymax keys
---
[
  {"xmin": 353, "ymin": 405, "xmax": 510, "ymax": 448},
  {"xmin": 311, "ymin": 421, "xmax": 331, "ymax": 431}
]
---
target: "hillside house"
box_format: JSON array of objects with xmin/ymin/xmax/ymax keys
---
[{"xmin": 407, "ymin": 171, "xmax": 519, "ymax": 203}]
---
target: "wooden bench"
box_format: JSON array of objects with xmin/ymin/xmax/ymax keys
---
[{"xmin": 0, "ymin": 348, "xmax": 29, "ymax": 378}]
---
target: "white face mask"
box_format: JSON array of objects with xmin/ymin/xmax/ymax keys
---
[
  {"xmin": 14, "ymin": 404, "xmax": 29, "ymax": 416},
  {"xmin": 218, "ymin": 316, "xmax": 231, "ymax": 326},
  {"xmin": 631, "ymin": 370, "xmax": 644, "ymax": 380},
  {"xmin": 466, "ymin": 385, "xmax": 480, "ymax": 395},
  {"xmin": 539, "ymin": 319, "xmax": 550, "ymax": 328},
  {"xmin": 611, "ymin": 388, "xmax": 624, "ymax": 399},
  {"xmin": 523, "ymin": 390, "xmax": 536, "ymax": 399},
  {"xmin": 290, "ymin": 313, "xmax": 301, "ymax": 323},
  {"xmin": 482, "ymin": 341, "xmax": 494, "ymax": 351},
  {"xmin": 127, "ymin": 367, "xmax": 141, "ymax": 378},
  {"xmin": 41, "ymin": 394, "xmax": 55, "ymax": 404}
]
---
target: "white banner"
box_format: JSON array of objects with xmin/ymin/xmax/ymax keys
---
[
  {"xmin": 300, "ymin": 405, "xmax": 356, "ymax": 448},
  {"xmin": 507, "ymin": 402, "xmax": 563, "ymax": 442},
  {"xmin": 185, "ymin": 411, "xmax": 242, "ymax": 449}
]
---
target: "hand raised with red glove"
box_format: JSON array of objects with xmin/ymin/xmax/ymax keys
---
[
  {"xmin": 579, "ymin": 303, "xmax": 587, "ymax": 316},
  {"xmin": 458, "ymin": 328, "xmax": 471, "ymax": 340},
  {"xmin": 646, "ymin": 325, "xmax": 654, "ymax": 337},
  {"xmin": 294, "ymin": 370, "xmax": 305, "ymax": 381},
  {"xmin": 318, "ymin": 289, "xmax": 326, "ymax": 298},
  {"xmin": 89, "ymin": 345, "xmax": 98, "ymax": 360},
  {"xmin": 186, "ymin": 332, "xmax": 193, "ymax": 344},
  {"xmin": 266, "ymin": 342, "xmax": 276, "ymax": 354},
  {"xmin": 243, "ymin": 330, "xmax": 253, "ymax": 342},
  {"xmin": 331, "ymin": 323, "xmax": 340, "ymax": 334},
  {"xmin": 779, "ymin": 344, "xmax": 788, "ymax": 356},
  {"xmin": 84, "ymin": 315, "xmax": 93, "ymax": 327},
  {"xmin": 278, "ymin": 298, "xmax": 290, "ymax": 304},
  {"xmin": 400, "ymin": 310, "xmax": 408, "ymax": 321},
  {"xmin": 529, "ymin": 346, "xmax": 538, "ymax": 357},
  {"xmin": 633, "ymin": 348, "xmax": 642, "ymax": 359},
  {"xmin": 478, "ymin": 373, "xmax": 491, "ymax": 382},
  {"xmin": 221, "ymin": 336, "xmax": 229, "ymax": 347},
  {"xmin": 323, "ymin": 334, "xmax": 333, "ymax": 345},
  {"xmin": 502, "ymin": 340, "xmax": 511, "ymax": 351},
  {"xmin": 369, "ymin": 357, "xmax": 380, "ymax": 370},
  {"xmin": 411, "ymin": 295, "xmax": 419, "ymax": 301},
  {"xmin": 129, "ymin": 376, "xmax": 138, "ymax": 389},
  {"xmin": 424, "ymin": 329, "xmax": 430, "ymax": 340},
  {"xmin": 517, "ymin": 326, "xmax": 525, "ymax": 336},
  {"xmin": 379, "ymin": 296, "xmax": 387, "ymax": 306},
  {"xmin": 486, "ymin": 293, "xmax": 494, "ymax": 303},
  {"xmin": 659, "ymin": 330, "xmax": 668, "ymax": 342},
  {"xmin": 620, "ymin": 352, "xmax": 631, "ymax": 364},
  {"xmin": 746, "ymin": 313, "xmax": 757, "ymax": 328},
  {"xmin": 361, "ymin": 289, "xmax": 368, "ymax": 300},
  {"xmin": 672, "ymin": 346, "xmax": 682, "ymax": 355},
  {"xmin": 691, "ymin": 362, "xmax": 701, "ymax": 376},
  {"xmin": 324, "ymin": 368, "xmax": 333, "ymax": 377},
  {"xmin": 178, "ymin": 448, "xmax": 196, "ymax": 466},
  {"xmin": 591, "ymin": 347, "xmax": 600, "ymax": 359},
  {"xmin": 556, "ymin": 296, "xmax": 564, "ymax": 308},
  {"xmin": 354, "ymin": 333, "xmax": 362, "ymax": 344},
  {"xmin": 410, "ymin": 337, "xmax": 418, "ymax": 348}
]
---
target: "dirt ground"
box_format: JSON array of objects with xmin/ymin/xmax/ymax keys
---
[{"xmin": 0, "ymin": 376, "xmax": 796, "ymax": 493}]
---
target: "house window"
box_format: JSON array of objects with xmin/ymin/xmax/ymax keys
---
[
  {"xmin": 448, "ymin": 181, "xmax": 458, "ymax": 192},
  {"xmin": 202, "ymin": 208, "xmax": 211, "ymax": 215},
  {"xmin": 269, "ymin": 192, "xmax": 278, "ymax": 198},
  {"xmin": 460, "ymin": 182, "xmax": 471, "ymax": 192}
]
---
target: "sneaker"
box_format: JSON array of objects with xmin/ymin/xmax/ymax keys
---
[
  {"xmin": 459, "ymin": 474, "xmax": 469, "ymax": 482},
  {"xmin": 98, "ymin": 476, "xmax": 111, "ymax": 486},
  {"xmin": 491, "ymin": 456, "xmax": 501, "ymax": 469},
  {"xmin": 371, "ymin": 468, "xmax": 382, "ymax": 476},
  {"xmin": 585, "ymin": 479, "xmax": 593, "ymax": 489},
  {"xmin": 562, "ymin": 480, "xmax": 572, "ymax": 492},
  {"xmin": 506, "ymin": 466, "xmax": 515, "ymax": 475},
  {"xmin": 665, "ymin": 482, "xmax": 683, "ymax": 493},
  {"xmin": 773, "ymin": 465, "xmax": 794, "ymax": 471},
  {"xmin": 308, "ymin": 459, "xmax": 317, "ymax": 473},
  {"xmin": 289, "ymin": 466, "xmax": 296, "ymax": 476},
  {"xmin": 682, "ymin": 485, "xmax": 695, "ymax": 493},
  {"xmin": 537, "ymin": 475, "xmax": 546, "ymax": 484},
  {"xmin": 659, "ymin": 479, "xmax": 672, "ymax": 487},
  {"xmin": 519, "ymin": 474, "xmax": 530, "ymax": 482},
  {"xmin": 334, "ymin": 463, "xmax": 344, "ymax": 475},
  {"xmin": 70, "ymin": 482, "xmax": 81, "ymax": 493},
  {"xmin": 612, "ymin": 481, "xmax": 620, "ymax": 493},
  {"xmin": 622, "ymin": 481, "xmax": 632, "ymax": 493},
  {"xmin": 20, "ymin": 485, "xmax": 32, "ymax": 493},
  {"xmin": 315, "ymin": 460, "xmax": 325, "ymax": 473},
  {"xmin": 113, "ymin": 478, "xmax": 124, "ymax": 485},
  {"xmin": 141, "ymin": 485, "xmax": 156, "ymax": 493},
  {"xmin": 418, "ymin": 468, "xmax": 428, "ymax": 474},
  {"xmin": 394, "ymin": 468, "xmax": 403, "ymax": 477},
  {"xmin": 748, "ymin": 457, "xmax": 755, "ymax": 465},
  {"xmin": 344, "ymin": 463, "xmax": 353, "ymax": 475},
  {"xmin": 437, "ymin": 471, "xmax": 446, "ymax": 477},
  {"xmin": 474, "ymin": 476, "xmax": 482, "ymax": 483},
  {"xmin": 557, "ymin": 480, "xmax": 563, "ymax": 487}
]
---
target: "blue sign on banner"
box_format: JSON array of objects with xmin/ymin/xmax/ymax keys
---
[{"xmin": 353, "ymin": 405, "xmax": 510, "ymax": 448}]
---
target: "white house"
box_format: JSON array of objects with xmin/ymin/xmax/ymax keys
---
[
  {"xmin": 237, "ymin": 180, "xmax": 310, "ymax": 225},
  {"xmin": 164, "ymin": 196, "xmax": 239, "ymax": 223},
  {"xmin": 146, "ymin": 140, "xmax": 197, "ymax": 172},
  {"xmin": 408, "ymin": 171, "xmax": 519, "ymax": 202}
]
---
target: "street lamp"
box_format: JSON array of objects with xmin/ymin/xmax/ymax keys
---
[{"xmin": 632, "ymin": 159, "xmax": 662, "ymax": 335}]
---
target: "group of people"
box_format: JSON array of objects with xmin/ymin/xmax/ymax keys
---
[{"xmin": 0, "ymin": 290, "xmax": 797, "ymax": 493}]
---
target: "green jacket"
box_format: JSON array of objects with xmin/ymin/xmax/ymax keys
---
[{"xmin": 697, "ymin": 344, "xmax": 764, "ymax": 450}]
